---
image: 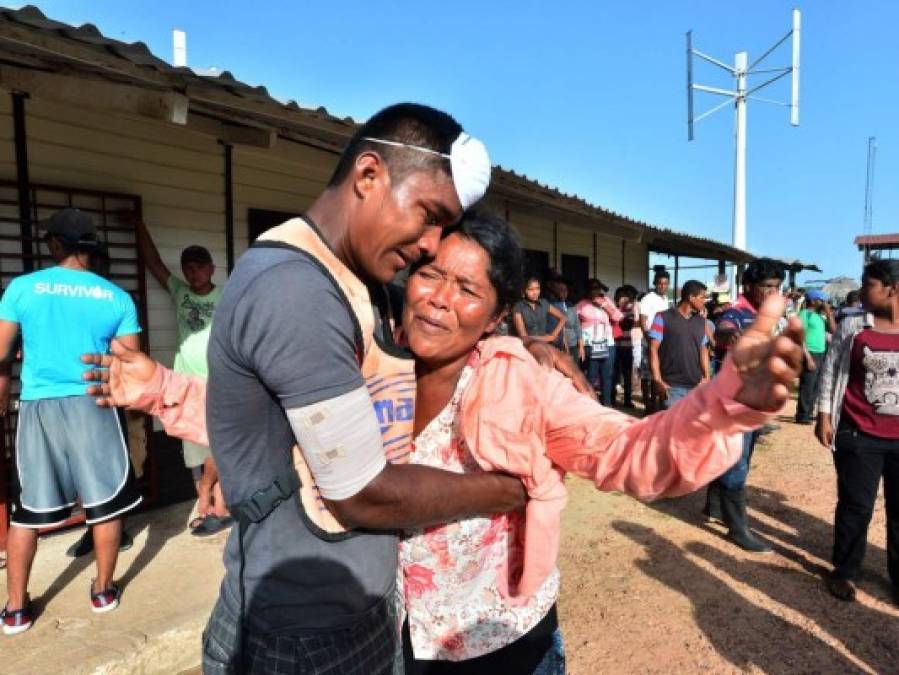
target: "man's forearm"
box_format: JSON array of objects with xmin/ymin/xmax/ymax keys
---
[
  {"xmin": 649, "ymin": 343, "xmax": 662, "ymax": 382},
  {"xmin": 328, "ymin": 463, "xmax": 525, "ymax": 530},
  {"xmin": 137, "ymin": 220, "xmax": 171, "ymax": 286}
]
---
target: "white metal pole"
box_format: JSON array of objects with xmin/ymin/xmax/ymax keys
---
[
  {"xmin": 791, "ymin": 9, "xmax": 801, "ymax": 126},
  {"xmin": 732, "ymin": 51, "xmax": 748, "ymax": 291},
  {"xmin": 173, "ymin": 29, "xmax": 187, "ymax": 68}
]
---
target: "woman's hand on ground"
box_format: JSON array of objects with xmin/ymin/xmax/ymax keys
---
[
  {"xmin": 731, "ymin": 295, "xmax": 804, "ymax": 412},
  {"xmin": 82, "ymin": 338, "xmax": 158, "ymax": 407}
]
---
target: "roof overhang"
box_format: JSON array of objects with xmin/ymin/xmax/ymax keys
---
[
  {"xmin": 855, "ymin": 233, "xmax": 899, "ymax": 249},
  {"xmin": 0, "ymin": 3, "xmax": 809, "ymax": 270}
]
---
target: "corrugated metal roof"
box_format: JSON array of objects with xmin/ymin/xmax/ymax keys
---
[
  {"xmin": 0, "ymin": 4, "xmax": 357, "ymax": 142},
  {"xmin": 855, "ymin": 233, "xmax": 899, "ymax": 247},
  {"xmin": 0, "ymin": 4, "xmax": 788, "ymax": 267}
]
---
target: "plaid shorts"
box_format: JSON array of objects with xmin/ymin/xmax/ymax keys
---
[{"xmin": 202, "ymin": 593, "xmax": 399, "ymax": 675}]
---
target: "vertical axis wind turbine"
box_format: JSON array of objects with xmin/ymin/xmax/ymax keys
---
[{"xmin": 687, "ymin": 9, "xmax": 801, "ymax": 289}]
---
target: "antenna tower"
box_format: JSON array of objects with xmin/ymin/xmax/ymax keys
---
[{"xmin": 864, "ymin": 136, "xmax": 876, "ymax": 235}]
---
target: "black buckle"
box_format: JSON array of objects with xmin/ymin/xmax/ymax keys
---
[{"xmin": 233, "ymin": 472, "xmax": 300, "ymax": 524}]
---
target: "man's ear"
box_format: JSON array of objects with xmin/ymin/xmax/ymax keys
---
[{"xmin": 352, "ymin": 152, "xmax": 389, "ymax": 200}]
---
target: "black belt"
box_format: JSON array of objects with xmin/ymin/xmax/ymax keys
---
[{"xmin": 229, "ymin": 469, "xmax": 301, "ymax": 672}]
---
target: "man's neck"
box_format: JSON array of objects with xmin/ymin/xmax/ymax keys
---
[
  {"xmin": 677, "ymin": 302, "xmax": 693, "ymax": 319},
  {"xmin": 871, "ymin": 301, "xmax": 899, "ymax": 329},
  {"xmin": 306, "ymin": 190, "xmax": 357, "ymax": 275},
  {"xmin": 190, "ymin": 283, "xmax": 215, "ymax": 296},
  {"xmin": 58, "ymin": 255, "xmax": 90, "ymax": 272}
]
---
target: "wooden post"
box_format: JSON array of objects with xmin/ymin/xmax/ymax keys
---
[
  {"xmin": 674, "ymin": 255, "xmax": 680, "ymax": 299},
  {"xmin": 223, "ymin": 143, "xmax": 235, "ymax": 273},
  {"xmin": 12, "ymin": 92, "xmax": 34, "ymax": 272},
  {"xmin": 552, "ymin": 221, "xmax": 558, "ymax": 269}
]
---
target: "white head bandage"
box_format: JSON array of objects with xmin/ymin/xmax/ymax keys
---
[{"xmin": 361, "ymin": 132, "xmax": 491, "ymax": 210}]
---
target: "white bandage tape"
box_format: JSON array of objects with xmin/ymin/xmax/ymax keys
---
[
  {"xmin": 448, "ymin": 133, "xmax": 490, "ymax": 210},
  {"xmin": 285, "ymin": 385, "xmax": 386, "ymax": 501},
  {"xmin": 362, "ymin": 132, "xmax": 491, "ymax": 210}
]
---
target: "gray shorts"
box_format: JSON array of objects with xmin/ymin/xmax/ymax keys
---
[
  {"xmin": 182, "ymin": 439, "xmax": 211, "ymax": 469},
  {"xmin": 11, "ymin": 396, "xmax": 142, "ymax": 528}
]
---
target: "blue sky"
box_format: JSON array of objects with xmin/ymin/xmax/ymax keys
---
[{"xmin": 25, "ymin": 1, "xmax": 899, "ymax": 284}]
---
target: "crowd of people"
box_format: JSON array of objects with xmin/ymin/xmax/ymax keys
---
[{"xmin": 0, "ymin": 102, "xmax": 895, "ymax": 675}]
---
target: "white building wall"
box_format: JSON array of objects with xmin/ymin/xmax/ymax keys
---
[{"xmin": 0, "ymin": 92, "xmax": 656, "ymax": 365}]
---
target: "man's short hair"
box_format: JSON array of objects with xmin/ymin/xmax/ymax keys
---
[
  {"xmin": 328, "ymin": 103, "xmax": 463, "ymax": 189},
  {"xmin": 653, "ymin": 270, "xmax": 671, "ymax": 284},
  {"xmin": 844, "ymin": 290, "xmax": 860, "ymax": 305},
  {"xmin": 742, "ymin": 258, "xmax": 785, "ymax": 286},
  {"xmin": 864, "ymin": 258, "xmax": 899, "ymax": 287},
  {"xmin": 181, "ymin": 245, "xmax": 213, "ymax": 266},
  {"xmin": 680, "ymin": 280, "xmax": 707, "ymax": 302}
]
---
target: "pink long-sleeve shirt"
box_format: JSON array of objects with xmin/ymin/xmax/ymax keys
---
[
  {"xmin": 456, "ymin": 337, "xmax": 768, "ymax": 599},
  {"xmin": 125, "ymin": 337, "xmax": 769, "ymax": 600}
]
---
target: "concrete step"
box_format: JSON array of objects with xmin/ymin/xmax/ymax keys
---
[{"xmin": 1, "ymin": 500, "xmax": 225, "ymax": 674}]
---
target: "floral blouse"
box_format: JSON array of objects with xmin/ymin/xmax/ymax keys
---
[{"xmin": 399, "ymin": 363, "xmax": 559, "ymax": 662}]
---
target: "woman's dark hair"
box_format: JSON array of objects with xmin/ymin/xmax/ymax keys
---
[
  {"xmin": 439, "ymin": 211, "xmax": 524, "ymax": 315},
  {"xmin": 614, "ymin": 285, "xmax": 638, "ymax": 302},
  {"xmin": 863, "ymin": 259, "xmax": 899, "ymax": 286},
  {"xmin": 742, "ymin": 258, "xmax": 785, "ymax": 286}
]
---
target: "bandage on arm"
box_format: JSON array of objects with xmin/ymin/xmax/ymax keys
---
[{"xmin": 285, "ymin": 385, "xmax": 386, "ymax": 501}]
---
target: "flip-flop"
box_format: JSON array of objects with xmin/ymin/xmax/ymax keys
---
[
  {"xmin": 188, "ymin": 516, "xmax": 207, "ymax": 530},
  {"xmin": 191, "ymin": 515, "xmax": 234, "ymax": 537}
]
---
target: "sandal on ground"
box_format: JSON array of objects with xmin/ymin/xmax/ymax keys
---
[
  {"xmin": 188, "ymin": 515, "xmax": 207, "ymax": 529},
  {"xmin": 191, "ymin": 515, "xmax": 234, "ymax": 537}
]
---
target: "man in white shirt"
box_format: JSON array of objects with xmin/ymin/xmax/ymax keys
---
[{"xmin": 639, "ymin": 271, "xmax": 671, "ymax": 413}]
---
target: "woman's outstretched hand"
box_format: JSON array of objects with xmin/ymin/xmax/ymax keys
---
[
  {"xmin": 82, "ymin": 338, "xmax": 158, "ymax": 407},
  {"xmin": 731, "ymin": 294, "xmax": 804, "ymax": 412}
]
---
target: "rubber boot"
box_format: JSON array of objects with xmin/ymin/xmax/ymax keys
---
[
  {"xmin": 720, "ymin": 488, "xmax": 772, "ymax": 554},
  {"xmin": 702, "ymin": 483, "xmax": 723, "ymax": 524}
]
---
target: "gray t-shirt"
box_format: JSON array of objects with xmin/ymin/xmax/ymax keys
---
[
  {"xmin": 207, "ymin": 244, "xmax": 397, "ymax": 634},
  {"xmin": 513, "ymin": 298, "xmax": 551, "ymax": 337}
]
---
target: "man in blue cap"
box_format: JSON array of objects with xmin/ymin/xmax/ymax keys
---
[{"xmin": 796, "ymin": 289, "xmax": 835, "ymax": 424}]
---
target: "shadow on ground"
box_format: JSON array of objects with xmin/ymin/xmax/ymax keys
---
[
  {"xmin": 618, "ymin": 484, "xmax": 898, "ymax": 673},
  {"xmin": 35, "ymin": 498, "xmax": 194, "ymax": 614}
]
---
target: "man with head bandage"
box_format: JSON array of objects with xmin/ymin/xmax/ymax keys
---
[{"xmin": 171, "ymin": 103, "xmax": 524, "ymax": 674}]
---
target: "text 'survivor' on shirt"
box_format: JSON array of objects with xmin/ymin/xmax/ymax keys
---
[{"xmin": 0, "ymin": 266, "xmax": 140, "ymax": 400}]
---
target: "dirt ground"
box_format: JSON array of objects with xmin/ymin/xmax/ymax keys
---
[{"xmin": 558, "ymin": 402, "xmax": 899, "ymax": 675}]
